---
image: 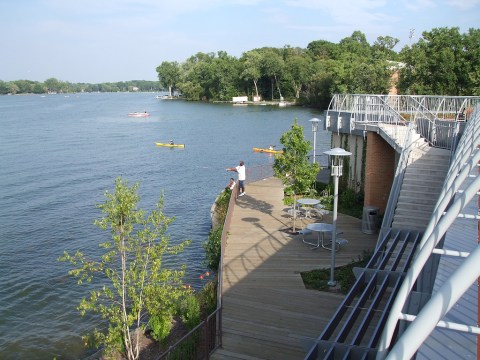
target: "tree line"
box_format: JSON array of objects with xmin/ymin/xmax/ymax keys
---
[
  {"xmin": 157, "ymin": 27, "xmax": 480, "ymax": 108},
  {"xmin": 0, "ymin": 78, "xmax": 162, "ymax": 95},
  {"xmin": 3, "ymin": 27, "xmax": 478, "ymax": 107}
]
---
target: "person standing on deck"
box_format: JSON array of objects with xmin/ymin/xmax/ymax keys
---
[{"xmin": 226, "ymin": 161, "xmax": 246, "ymax": 196}]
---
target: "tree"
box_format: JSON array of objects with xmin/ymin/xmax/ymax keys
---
[
  {"xmin": 156, "ymin": 61, "xmax": 180, "ymax": 96},
  {"xmin": 398, "ymin": 27, "xmax": 480, "ymax": 96},
  {"xmin": 44, "ymin": 77, "xmax": 61, "ymax": 93},
  {"xmin": 241, "ymin": 50, "xmax": 263, "ymax": 99},
  {"xmin": 373, "ymin": 36, "xmax": 400, "ymax": 55},
  {"xmin": 306, "ymin": 39, "xmax": 339, "ymax": 60},
  {"xmin": 60, "ymin": 177, "xmax": 190, "ymax": 359},
  {"xmin": 260, "ymin": 48, "xmax": 285, "ymax": 100},
  {"xmin": 284, "ymin": 47, "xmax": 313, "ymax": 99},
  {"xmin": 209, "ymin": 51, "xmax": 243, "ymax": 101},
  {"xmin": 338, "ymin": 31, "xmax": 371, "ymax": 58},
  {"xmin": 273, "ymin": 120, "xmax": 319, "ymax": 232},
  {"xmin": 463, "ymin": 28, "xmax": 480, "ymax": 95}
]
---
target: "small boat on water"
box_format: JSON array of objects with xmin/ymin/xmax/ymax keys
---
[
  {"xmin": 155, "ymin": 142, "xmax": 185, "ymax": 148},
  {"xmin": 253, "ymin": 147, "xmax": 283, "ymax": 154},
  {"xmin": 128, "ymin": 112, "xmax": 150, "ymax": 117}
]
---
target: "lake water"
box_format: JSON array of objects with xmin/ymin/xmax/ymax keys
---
[{"xmin": 0, "ymin": 93, "xmax": 330, "ymax": 359}]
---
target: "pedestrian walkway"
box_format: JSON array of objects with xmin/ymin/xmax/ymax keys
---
[{"xmin": 211, "ymin": 177, "xmax": 378, "ymax": 360}]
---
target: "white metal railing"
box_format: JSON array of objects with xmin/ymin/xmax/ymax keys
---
[
  {"xmin": 329, "ymin": 94, "xmax": 480, "ymax": 121},
  {"xmin": 327, "ymin": 94, "xmax": 480, "ymax": 150},
  {"xmin": 377, "ymin": 122, "xmax": 417, "ymax": 244},
  {"xmin": 376, "ymin": 103, "xmax": 480, "ymax": 359}
]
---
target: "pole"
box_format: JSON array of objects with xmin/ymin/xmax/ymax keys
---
[
  {"xmin": 328, "ymin": 166, "xmax": 339, "ymax": 286},
  {"xmin": 312, "ymin": 130, "xmax": 317, "ymax": 163}
]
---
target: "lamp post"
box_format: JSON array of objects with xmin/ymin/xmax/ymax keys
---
[
  {"xmin": 309, "ymin": 118, "xmax": 320, "ymax": 163},
  {"xmin": 323, "ymin": 147, "xmax": 351, "ymax": 286}
]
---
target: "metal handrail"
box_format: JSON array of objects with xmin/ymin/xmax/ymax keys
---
[
  {"xmin": 377, "ymin": 104, "xmax": 480, "ymax": 359},
  {"xmin": 377, "ymin": 122, "xmax": 417, "ymax": 245},
  {"xmin": 328, "ymin": 94, "xmax": 478, "ymax": 151}
]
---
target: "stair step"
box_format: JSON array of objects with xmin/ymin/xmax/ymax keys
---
[
  {"xmin": 402, "ymin": 179, "xmax": 444, "ymax": 191},
  {"xmin": 406, "ymin": 164, "xmax": 449, "ymax": 173},
  {"xmin": 405, "ymin": 167, "xmax": 448, "ymax": 179},
  {"xmin": 401, "ymin": 184, "xmax": 443, "ymax": 192},
  {"xmin": 393, "ymin": 213, "xmax": 431, "ymax": 223},
  {"xmin": 396, "ymin": 200, "xmax": 436, "ymax": 210},
  {"xmin": 394, "ymin": 207, "xmax": 435, "ymax": 217},
  {"xmin": 397, "ymin": 195, "xmax": 437, "ymax": 206},
  {"xmin": 391, "ymin": 221, "xmax": 427, "ymax": 231}
]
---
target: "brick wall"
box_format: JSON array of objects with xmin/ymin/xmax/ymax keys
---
[{"xmin": 364, "ymin": 132, "xmax": 396, "ymax": 214}]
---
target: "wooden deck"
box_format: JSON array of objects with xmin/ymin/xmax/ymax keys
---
[{"xmin": 210, "ymin": 177, "xmax": 378, "ymax": 360}]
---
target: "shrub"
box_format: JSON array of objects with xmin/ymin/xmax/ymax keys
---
[
  {"xmin": 301, "ymin": 251, "xmax": 372, "ymax": 294},
  {"xmin": 179, "ymin": 294, "xmax": 201, "ymax": 331},
  {"xmin": 149, "ymin": 313, "xmax": 174, "ymax": 343},
  {"xmin": 203, "ymin": 226, "xmax": 222, "ymax": 271},
  {"xmin": 198, "ymin": 280, "xmax": 217, "ymax": 315}
]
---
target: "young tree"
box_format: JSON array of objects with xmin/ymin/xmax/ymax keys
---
[
  {"xmin": 60, "ymin": 177, "xmax": 190, "ymax": 359},
  {"xmin": 273, "ymin": 120, "xmax": 319, "ymax": 232}
]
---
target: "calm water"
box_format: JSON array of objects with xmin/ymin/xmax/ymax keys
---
[{"xmin": 0, "ymin": 93, "xmax": 330, "ymax": 359}]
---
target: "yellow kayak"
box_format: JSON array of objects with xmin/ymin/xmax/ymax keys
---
[
  {"xmin": 253, "ymin": 147, "xmax": 282, "ymax": 154},
  {"xmin": 155, "ymin": 142, "xmax": 185, "ymax": 148}
]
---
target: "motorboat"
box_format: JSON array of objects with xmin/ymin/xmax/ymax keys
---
[{"xmin": 128, "ymin": 112, "xmax": 150, "ymax": 117}]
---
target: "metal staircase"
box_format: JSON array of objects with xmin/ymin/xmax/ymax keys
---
[
  {"xmin": 305, "ymin": 95, "xmax": 480, "ymax": 360},
  {"xmin": 391, "ymin": 143, "xmax": 450, "ymax": 231}
]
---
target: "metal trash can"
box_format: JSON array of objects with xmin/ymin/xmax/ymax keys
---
[{"xmin": 362, "ymin": 206, "xmax": 379, "ymax": 234}]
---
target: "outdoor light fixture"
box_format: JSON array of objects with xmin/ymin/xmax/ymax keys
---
[
  {"xmin": 323, "ymin": 147, "xmax": 352, "ymax": 286},
  {"xmin": 309, "ymin": 118, "xmax": 320, "ymax": 163}
]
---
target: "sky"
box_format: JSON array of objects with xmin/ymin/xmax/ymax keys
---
[{"xmin": 1, "ymin": 0, "xmax": 479, "ymax": 83}]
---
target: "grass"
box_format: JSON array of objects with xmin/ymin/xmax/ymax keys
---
[{"xmin": 301, "ymin": 251, "xmax": 372, "ymax": 294}]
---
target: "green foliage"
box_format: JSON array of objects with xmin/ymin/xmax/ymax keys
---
[
  {"xmin": 301, "ymin": 250, "xmax": 372, "ymax": 294},
  {"xmin": 398, "ymin": 27, "xmax": 480, "ymax": 96},
  {"xmin": 198, "ymin": 280, "xmax": 217, "ymax": 315},
  {"xmin": 273, "ymin": 119, "xmax": 319, "ymax": 196},
  {"xmin": 318, "ymin": 186, "xmax": 333, "ymax": 211},
  {"xmin": 156, "ymin": 61, "xmax": 181, "ymax": 96},
  {"xmin": 0, "ymin": 77, "xmax": 162, "ymax": 94},
  {"xmin": 59, "ymin": 177, "xmax": 190, "ymax": 360},
  {"xmin": 274, "ymin": 119, "xmax": 319, "ymax": 231},
  {"xmin": 203, "ymin": 189, "xmax": 231, "ymax": 271},
  {"xmin": 149, "ymin": 313, "xmax": 174, "ymax": 343},
  {"xmin": 179, "ymin": 294, "xmax": 201, "ymax": 331},
  {"xmin": 6, "ymin": 27, "xmax": 479, "ymax": 100},
  {"xmin": 338, "ymin": 185, "xmax": 364, "ymax": 219},
  {"xmin": 204, "ymin": 224, "xmax": 222, "ymax": 271}
]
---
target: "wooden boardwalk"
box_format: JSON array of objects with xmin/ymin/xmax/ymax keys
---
[{"xmin": 210, "ymin": 177, "xmax": 378, "ymax": 360}]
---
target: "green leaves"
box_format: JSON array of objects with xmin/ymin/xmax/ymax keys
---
[
  {"xmin": 59, "ymin": 177, "xmax": 190, "ymax": 359},
  {"xmin": 399, "ymin": 27, "xmax": 480, "ymax": 96},
  {"xmin": 273, "ymin": 119, "xmax": 319, "ymax": 196}
]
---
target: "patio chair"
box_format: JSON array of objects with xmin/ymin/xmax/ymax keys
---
[
  {"xmin": 312, "ymin": 205, "xmax": 330, "ymax": 219},
  {"xmin": 284, "ymin": 204, "xmax": 305, "ymax": 218},
  {"xmin": 298, "ymin": 228, "xmax": 314, "ymax": 245},
  {"xmin": 323, "ymin": 231, "xmax": 349, "ymax": 251}
]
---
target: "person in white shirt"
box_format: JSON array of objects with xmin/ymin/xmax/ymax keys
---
[{"xmin": 226, "ymin": 161, "xmax": 246, "ymax": 196}]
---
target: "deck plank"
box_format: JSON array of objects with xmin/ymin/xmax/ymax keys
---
[{"xmin": 210, "ymin": 177, "xmax": 378, "ymax": 360}]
